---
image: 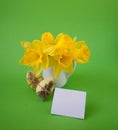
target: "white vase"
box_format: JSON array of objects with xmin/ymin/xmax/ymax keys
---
[{"xmin": 42, "ymin": 62, "xmax": 76, "ymax": 88}]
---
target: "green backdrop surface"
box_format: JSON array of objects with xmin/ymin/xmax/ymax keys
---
[{"xmin": 0, "ymin": 0, "xmax": 118, "ymax": 130}]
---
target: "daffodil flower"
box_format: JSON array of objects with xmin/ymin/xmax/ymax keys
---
[
  {"xmin": 49, "ymin": 33, "xmax": 75, "ymax": 77},
  {"xmin": 20, "ymin": 40, "xmax": 49, "ymax": 75},
  {"xmin": 73, "ymin": 41, "xmax": 90, "ymax": 63}
]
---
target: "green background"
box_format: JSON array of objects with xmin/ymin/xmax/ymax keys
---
[{"xmin": 0, "ymin": 0, "xmax": 118, "ymax": 129}]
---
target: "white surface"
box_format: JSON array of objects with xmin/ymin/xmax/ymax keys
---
[{"xmin": 51, "ymin": 88, "xmax": 86, "ymax": 119}]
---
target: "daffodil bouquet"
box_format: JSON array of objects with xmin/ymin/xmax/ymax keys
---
[
  {"xmin": 20, "ymin": 32, "xmax": 90, "ymax": 76},
  {"xmin": 19, "ymin": 32, "xmax": 90, "ymax": 99}
]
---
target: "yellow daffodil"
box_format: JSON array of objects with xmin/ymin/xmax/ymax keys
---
[
  {"xmin": 73, "ymin": 41, "xmax": 90, "ymax": 63},
  {"xmin": 49, "ymin": 33, "xmax": 75, "ymax": 77},
  {"xmin": 20, "ymin": 40, "xmax": 49, "ymax": 75}
]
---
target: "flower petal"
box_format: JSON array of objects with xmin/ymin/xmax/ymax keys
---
[
  {"xmin": 64, "ymin": 63, "xmax": 74, "ymax": 72},
  {"xmin": 42, "ymin": 32, "xmax": 54, "ymax": 44},
  {"xmin": 30, "ymin": 40, "xmax": 42, "ymax": 50},
  {"xmin": 21, "ymin": 41, "xmax": 30, "ymax": 49},
  {"xmin": 74, "ymin": 41, "xmax": 90, "ymax": 63}
]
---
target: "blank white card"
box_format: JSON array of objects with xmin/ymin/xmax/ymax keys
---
[{"xmin": 51, "ymin": 88, "xmax": 86, "ymax": 119}]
